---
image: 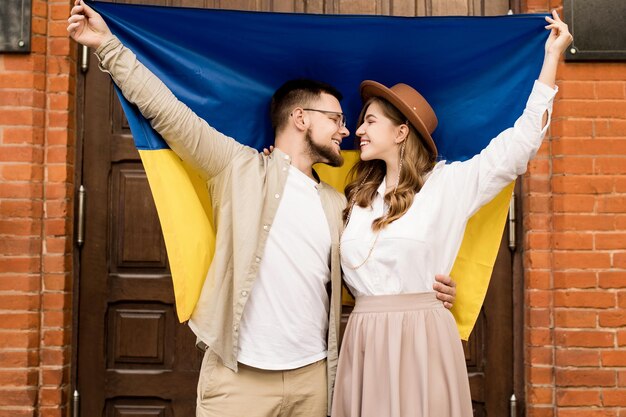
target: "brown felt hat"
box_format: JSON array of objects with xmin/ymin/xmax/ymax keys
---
[{"xmin": 360, "ymin": 80, "xmax": 438, "ymax": 161}]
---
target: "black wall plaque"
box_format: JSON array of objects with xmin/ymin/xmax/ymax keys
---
[
  {"xmin": 563, "ymin": 0, "xmax": 626, "ymax": 61},
  {"xmin": 0, "ymin": 0, "xmax": 32, "ymax": 53}
]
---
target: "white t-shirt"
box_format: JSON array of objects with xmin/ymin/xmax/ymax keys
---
[
  {"xmin": 237, "ymin": 165, "xmax": 332, "ymax": 370},
  {"xmin": 342, "ymin": 81, "xmax": 557, "ymax": 297}
]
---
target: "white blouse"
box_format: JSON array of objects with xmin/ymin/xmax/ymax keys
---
[{"xmin": 341, "ymin": 81, "xmax": 557, "ymax": 297}]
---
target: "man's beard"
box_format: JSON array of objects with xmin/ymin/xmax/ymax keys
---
[{"xmin": 304, "ymin": 128, "xmax": 344, "ymax": 167}]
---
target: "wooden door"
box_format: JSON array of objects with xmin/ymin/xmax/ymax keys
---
[{"xmin": 75, "ymin": 1, "xmax": 518, "ymax": 416}]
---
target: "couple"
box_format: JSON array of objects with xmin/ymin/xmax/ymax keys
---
[{"xmin": 68, "ymin": 2, "xmax": 571, "ymax": 416}]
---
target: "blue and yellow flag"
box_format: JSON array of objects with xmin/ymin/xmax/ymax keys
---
[{"xmin": 91, "ymin": 1, "xmax": 547, "ymax": 339}]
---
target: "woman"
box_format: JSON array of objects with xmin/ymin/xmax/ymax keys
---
[{"xmin": 332, "ymin": 11, "xmax": 572, "ymax": 417}]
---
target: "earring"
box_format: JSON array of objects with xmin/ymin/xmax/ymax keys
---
[{"xmin": 394, "ymin": 140, "xmax": 406, "ymax": 194}]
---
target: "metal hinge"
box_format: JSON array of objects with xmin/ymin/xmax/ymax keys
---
[
  {"xmin": 80, "ymin": 44, "xmax": 89, "ymax": 73},
  {"xmin": 510, "ymin": 393, "xmax": 517, "ymax": 417},
  {"xmin": 73, "ymin": 390, "xmax": 80, "ymax": 417},
  {"xmin": 77, "ymin": 185, "xmax": 86, "ymax": 247},
  {"xmin": 508, "ymin": 192, "xmax": 516, "ymax": 251}
]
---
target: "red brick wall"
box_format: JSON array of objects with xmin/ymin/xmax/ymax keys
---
[
  {"xmin": 523, "ymin": 1, "xmax": 626, "ymax": 416},
  {"xmin": 0, "ymin": 1, "xmax": 624, "ymax": 416},
  {"xmin": 0, "ymin": 0, "xmax": 75, "ymax": 416}
]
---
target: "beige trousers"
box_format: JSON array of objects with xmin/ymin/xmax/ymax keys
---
[{"xmin": 197, "ymin": 350, "xmax": 327, "ymax": 417}]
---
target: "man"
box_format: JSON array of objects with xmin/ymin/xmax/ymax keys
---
[{"xmin": 68, "ymin": 2, "xmax": 457, "ymax": 416}]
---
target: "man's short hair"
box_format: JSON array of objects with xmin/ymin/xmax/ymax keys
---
[{"xmin": 270, "ymin": 79, "xmax": 343, "ymax": 134}]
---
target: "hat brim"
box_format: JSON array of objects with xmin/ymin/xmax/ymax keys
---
[{"xmin": 360, "ymin": 80, "xmax": 438, "ymax": 161}]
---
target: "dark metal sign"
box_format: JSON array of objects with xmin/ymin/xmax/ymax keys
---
[
  {"xmin": 564, "ymin": 0, "xmax": 626, "ymax": 61},
  {"xmin": 0, "ymin": 0, "xmax": 32, "ymax": 53}
]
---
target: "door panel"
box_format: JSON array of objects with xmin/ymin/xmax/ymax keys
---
[{"xmin": 77, "ymin": 1, "xmax": 515, "ymax": 416}]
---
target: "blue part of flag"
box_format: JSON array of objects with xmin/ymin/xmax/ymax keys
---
[{"xmin": 91, "ymin": 1, "xmax": 548, "ymax": 162}]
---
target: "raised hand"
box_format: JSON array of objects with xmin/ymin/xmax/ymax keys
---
[
  {"xmin": 67, "ymin": 0, "xmax": 113, "ymax": 49},
  {"xmin": 544, "ymin": 10, "xmax": 573, "ymax": 56}
]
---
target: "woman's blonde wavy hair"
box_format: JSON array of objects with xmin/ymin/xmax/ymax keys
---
[{"xmin": 343, "ymin": 96, "xmax": 436, "ymax": 231}]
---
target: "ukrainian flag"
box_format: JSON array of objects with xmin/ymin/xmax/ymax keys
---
[{"xmin": 92, "ymin": 1, "xmax": 548, "ymax": 340}]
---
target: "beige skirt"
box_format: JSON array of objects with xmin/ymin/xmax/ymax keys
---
[{"xmin": 331, "ymin": 292, "xmax": 472, "ymax": 417}]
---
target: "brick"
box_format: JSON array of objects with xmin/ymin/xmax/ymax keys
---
[
  {"xmin": 524, "ymin": 213, "xmax": 551, "ymax": 231},
  {"xmin": 602, "ymin": 351, "xmax": 626, "ymax": 367},
  {"xmin": 2, "ymin": 55, "xmax": 46, "ymax": 72},
  {"xmin": 553, "ymin": 158, "xmax": 594, "ymax": 174},
  {"xmin": 615, "ymin": 253, "xmax": 626, "ymax": 269},
  {"xmin": 529, "ymin": 309, "xmax": 552, "ymax": 328},
  {"xmin": 526, "ymin": 251, "xmax": 552, "ymax": 269},
  {"xmin": 595, "ymin": 157, "xmax": 626, "ymax": 174},
  {"xmin": 550, "ymin": 119, "xmax": 594, "ymax": 138},
  {"xmin": 0, "ymin": 73, "xmax": 46, "ymax": 89},
  {"xmin": 45, "ymin": 237, "xmax": 71, "ymax": 254},
  {"xmin": 43, "ymin": 274, "xmax": 71, "ymax": 292},
  {"xmin": 552, "ymin": 195, "xmax": 596, "ymax": 213},
  {"xmin": 620, "ymin": 331, "xmax": 626, "ymax": 347},
  {"xmin": 0, "ymin": 275, "xmax": 40, "ymax": 292},
  {"xmin": 0, "ymin": 350, "xmax": 38, "ymax": 368},
  {"xmin": 0, "ymin": 313, "xmax": 39, "ymax": 330},
  {"xmin": 45, "ymin": 146, "xmax": 71, "ymax": 163},
  {"xmin": 529, "ymin": 365, "xmax": 553, "ymax": 385},
  {"xmin": 556, "ymin": 369, "xmax": 616, "ymax": 387},
  {"xmin": 552, "ymin": 175, "xmax": 614, "ymax": 194},
  {"xmin": 554, "ymin": 291, "xmax": 615, "ymax": 308},
  {"xmin": 526, "ymin": 406, "xmax": 554, "ymax": 417},
  {"xmin": 528, "ymin": 346, "xmax": 553, "ymax": 365},
  {"xmin": 555, "ymin": 330, "xmax": 614, "ymax": 347},
  {"xmin": 529, "ymin": 195, "xmax": 551, "ymax": 213},
  {"xmin": 598, "ymin": 196, "xmax": 626, "ymax": 213},
  {"xmin": 596, "ymin": 233, "xmax": 626, "ymax": 250},
  {"xmin": 0, "ymin": 369, "xmax": 38, "ymax": 387},
  {"xmin": 528, "ymin": 328, "xmax": 553, "ymax": 346},
  {"xmin": 553, "ymin": 214, "xmax": 615, "ymax": 231},
  {"xmin": 528, "ymin": 386, "xmax": 554, "ymax": 404},
  {"xmin": 599, "ymin": 272, "xmax": 626, "ymax": 289},
  {"xmin": 42, "ymin": 329, "xmax": 70, "ymax": 347},
  {"xmin": 556, "ymin": 389, "xmax": 601, "ymax": 406},
  {"xmin": 47, "ymin": 165, "xmax": 74, "ymax": 183},
  {"xmin": 558, "ymin": 409, "xmax": 617, "ymax": 417},
  {"xmin": 528, "ymin": 290, "xmax": 552, "ymax": 308},
  {"xmin": 0, "ymin": 164, "xmax": 44, "ymax": 181},
  {"xmin": 556, "ymin": 349, "xmax": 600, "ymax": 367},
  {"xmin": 41, "ymin": 292, "xmax": 71, "ymax": 310},
  {"xmin": 528, "ymin": 158, "xmax": 550, "ymax": 175},
  {"xmin": 0, "ymin": 200, "xmax": 43, "ymax": 218},
  {"xmin": 0, "ymin": 257, "xmax": 41, "ymax": 274},
  {"xmin": 604, "ymin": 389, "xmax": 626, "ymax": 406},
  {"xmin": 528, "ymin": 270, "xmax": 552, "ymax": 289},
  {"xmin": 42, "ymin": 255, "xmax": 71, "ymax": 274},
  {"xmin": 0, "ymin": 219, "xmax": 42, "ymax": 236},
  {"xmin": 0, "ymin": 109, "xmax": 44, "ymax": 126},
  {"xmin": 558, "ymin": 63, "xmax": 626, "ymax": 81},
  {"xmin": 0, "ymin": 237, "xmax": 41, "ymax": 256},
  {"xmin": 527, "ymin": 232, "xmax": 551, "ymax": 249},
  {"xmin": 42, "ymin": 310, "xmax": 70, "ymax": 328},
  {"xmin": 596, "ymin": 82, "xmax": 626, "ymax": 99},
  {"xmin": 0, "ymin": 146, "xmax": 44, "ymax": 163},
  {"xmin": 596, "ymin": 120, "xmax": 626, "ymax": 137},
  {"xmin": 553, "ymin": 252, "xmax": 611, "ymax": 269},
  {"xmin": 0, "ymin": 332, "xmax": 38, "ymax": 349},
  {"xmin": 0, "ymin": 90, "xmax": 45, "ymax": 107},
  {"xmin": 555, "ymin": 310, "xmax": 597, "ymax": 328},
  {"xmin": 0, "ymin": 388, "xmax": 37, "ymax": 406},
  {"xmin": 1, "ymin": 127, "xmax": 45, "ymax": 145},
  {"xmin": 527, "ymin": 177, "xmax": 551, "ymax": 193},
  {"xmin": 553, "ymin": 232, "xmax": 593, "ymax": 250},
  {"xmin": 554, "ymin": 271, "xmax": 597, "ymax": 289},
  {"xmin": 558, "ymin": 81, "xmax": 595, "ymax": 99}
]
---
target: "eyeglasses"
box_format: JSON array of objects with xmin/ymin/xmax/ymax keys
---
[{"xmin": 302, "ymin": 108, "xmax": 346, "ymax": 129}]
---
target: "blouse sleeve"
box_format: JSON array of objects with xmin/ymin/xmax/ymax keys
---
[{"xmin": 446, "ymin": 80, "xmax": 558, "ymax": 217}]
